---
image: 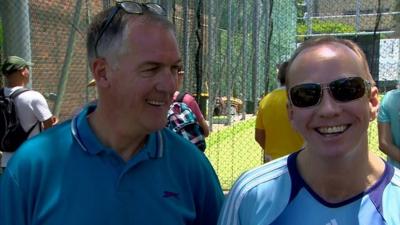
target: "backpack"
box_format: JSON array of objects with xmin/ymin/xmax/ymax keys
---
[
  {"xmin": 0, "ymin": 88, "xmax": 37, "ymax": 152},
  {"xmin": 167, "ymin": 92, "xmax": 206, "ymax": 151}
]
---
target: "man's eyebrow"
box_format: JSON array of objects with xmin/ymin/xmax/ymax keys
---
[
  {"xmin": 139, "ymin": 61, "xmax": 160, "ymax": 66},
  {"xmin": 139, "ymin": 59, "xmax": 182, "ymax": 67},
  {"xmin": 171, "ymin": 59, "xmax": 183, "ymax": 67}
]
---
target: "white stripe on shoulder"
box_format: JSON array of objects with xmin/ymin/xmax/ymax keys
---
[
  {"xmin": 220, "ymin": 156, "xmax": 289, "ymax": 225},
  {"xmin": 392, "ymin": 167, "xmax": 400, "ymax": 187},
  {"xmin": 233, "ymin": 156, "xmax": 288, "ymax": 190}
]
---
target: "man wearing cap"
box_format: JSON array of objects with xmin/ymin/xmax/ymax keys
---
[{"xmin": 0, "ymin": 55, "xmax": 57, "ymax": 169}]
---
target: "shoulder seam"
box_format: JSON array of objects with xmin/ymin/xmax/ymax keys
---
[
  {"xmin": 392, "ymin": 168, "xmax": 400, "ymax": 187},
  {"xmin": 222, "ymin": 157, "xmax": 289, "ymax": 224}
]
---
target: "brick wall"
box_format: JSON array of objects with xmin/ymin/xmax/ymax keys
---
[{"xmin": 29, "ymin": 0, "xmax": 104, "ymax": 121}]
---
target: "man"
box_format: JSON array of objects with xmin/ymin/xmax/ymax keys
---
[
  {"xmin": 219, "ymin": 37, "xmax": 400, "ymax": 225},
  {"xmin": 0, "ymin": 56, "xmax": 57, "ymax": 169},
  {"xmin": 378, "ymin": 88, "xmax": 400, "ymax": 168},
  {"xmin": 174, "ymin": 70, "xmax": 210, "ymax": 137},
  {"xmin": 255, "ymin": 62, "xmax": 304, "ymax": 162},
  {"xmin": 0, "ymin": 3, "xmax": 223, "ymax": 225}
]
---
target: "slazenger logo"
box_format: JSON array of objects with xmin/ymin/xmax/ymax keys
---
[
  {"xmin": 326, "ymin": 219, "xmax": 338, "ymax": 225},
  {"xmin": 163, "ymin": 191, "xmax": 179, "ymax": 199}
]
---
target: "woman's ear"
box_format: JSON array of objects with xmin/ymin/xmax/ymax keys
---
[{"xmin": 368, "ymin": 86, "xmax": 379, "ymax": 121}]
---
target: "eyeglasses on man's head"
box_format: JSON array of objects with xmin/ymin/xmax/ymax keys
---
[{"xmin": 94, "ymin": 1, "xmax": 166, "ymax": 57}]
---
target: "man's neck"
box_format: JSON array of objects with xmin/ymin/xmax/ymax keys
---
[
  {"xmin": 87, "ymin": 107, "xmax": 148, "ymax": 162},
  {"xmin": 6, "ymin": 80, "xmax": 26, "ymax": 88},
  {"xmin": 296, "ymin": 149, "xmax": 385, "ymax": 203}
]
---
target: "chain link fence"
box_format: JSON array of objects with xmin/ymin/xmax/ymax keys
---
[{"xmin": 1, "ymin": 0, "xmax": 399, "ymax": 190}]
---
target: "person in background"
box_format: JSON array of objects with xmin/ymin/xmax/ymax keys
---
[
  {"xmin": 174, "ymin": 70, "xmax": 210, "ymax": 137},
  {"xmin": 378, "ymin": 87, "xmax": 400, "ymax": 168},
  {"xmin": 0, "ymin": 56, "xmax": 57, "ymax": 170},
  {"xmin": 255, "ymin": 61, "xmax": 304, "ymax": 162},
  {"xmin": 0, "ymin": 2, "xmax": 223, "ymax": 225},
  {"xmin": 219, "ymin": 36, "xmax": 400, "ymax": 225}
]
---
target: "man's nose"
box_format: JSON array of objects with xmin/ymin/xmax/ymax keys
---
[
  {"xmin": 156, "ymin": 69, "xmax": 178, "ymax": 92},
  {"xmin": 317, "ymin": 88, "xmax": 342, "ymax": 118}
]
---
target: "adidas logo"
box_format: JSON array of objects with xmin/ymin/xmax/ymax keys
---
[{"xmin": 326, "ymin": 219, "xmax": 338, "ymax": 225}]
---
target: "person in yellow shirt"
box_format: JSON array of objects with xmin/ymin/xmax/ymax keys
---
[{"xmin": 255, "ymin": 62, "xmax": 304, "ymax": 162}]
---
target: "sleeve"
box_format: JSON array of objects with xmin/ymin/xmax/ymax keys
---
[
  {"xmin": 255, "ymin": 98, "xmax": 266, "ymax": 129},
  {"xmin": 31, "ymin": 91, "xmax": 53, "ymax": 122},
  {"xmin": 218, "ymin": 163, "xmax": 292, "ymax": 225},
  {"xmin": 217, "ymin": 173, "xmax": 257, "ymax": 225},
  {"xmin": 217, "ymin": 169, "xmax": 254, "ymax": 225},
  {"xmin": 377, "ymin": 92, "xmax": 390, "ymax": 123},
  {"xmin": 184, "ymin": 95, "xmax": 205, "ymax": 120},
  {"xmin": 0, "ymin": 169, "xmax": 29, "ymax": 225},
  {"xmin": 194, "ymin": 154, "xmax": 225, "ymax": 225},
  {"xmin": 217, "ymin": 189, "xmax": 242, "ymax": 225}
]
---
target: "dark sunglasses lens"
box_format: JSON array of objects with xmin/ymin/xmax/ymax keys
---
[
  {"xmin": 120, "ymin": 2, "xmax": 142, "ymax": 13},
  {"xmin": 290, "ymin": 83, "xmax": 321, "ymax": 107},
  {"xmin": 330, "ymin": 77, "xmax": 366, "ymax": 102}
]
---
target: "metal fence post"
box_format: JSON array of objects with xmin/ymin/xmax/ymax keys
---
[{"xmin": 0, "ymin": 0, "xmax": 33, "ymax": 88}]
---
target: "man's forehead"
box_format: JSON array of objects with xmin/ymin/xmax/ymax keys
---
[
  {"xmin": 299, "ymin": 43, "xmax": 356, "ymax": 60},
  {"xmin": 287, "ymin": 42, "xmax": 364, "ymax": 82},
  {"xmin": 290, "ymin": 43, "xmax": 362, "ymax": 73},
  {"xmin": 310, "ymin": 45, "xmax": 338, "ymax": 58}
]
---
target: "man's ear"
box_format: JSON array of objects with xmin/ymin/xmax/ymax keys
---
[
  {"xmin": 92, "ymin": 58, "xmax": 110, "ymax": 88},
  {"xmin": 20, "ymin": 68, "xmax": 29, "ymax": 78},
  {"xmin": 287, "ymin": 101, "xmax": 293, "ymax": 121},
  {"xmin": 287, "ymin": 101, "xmax": 300, "ymax": 131},
  {"xmin": 369, "ymin": 86, "xmax": 379, "ymax": 121}
]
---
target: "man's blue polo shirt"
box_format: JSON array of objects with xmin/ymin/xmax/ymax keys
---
[{"xmin": 0, "ymin": 105, "xmax": 224, "ymax": 225}]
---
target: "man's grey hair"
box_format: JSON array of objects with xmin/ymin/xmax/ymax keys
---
[{"xmin": 86, "ymin": 7, "xmax": 176, "ymax": 67}]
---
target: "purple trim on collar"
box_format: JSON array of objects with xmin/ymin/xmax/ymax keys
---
[
  {"xmin": 368, "ymin": 162, "xmax": 393, "ymax": 215},
  {"xmin": 287, "ymin": 151, "xmax": 392, "ymax": 210},
  {"xmin": 287, "ymin": 151, "xmax": 303, "ymax": 202}
]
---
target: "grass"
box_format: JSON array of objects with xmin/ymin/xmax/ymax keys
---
[
  {"xmin": 205, "ymin": 116, "xmax": 385, "ymax": 190},
  {"xmin": 205, "ymin": 117, "xmax": 262, "ymax": 190}
]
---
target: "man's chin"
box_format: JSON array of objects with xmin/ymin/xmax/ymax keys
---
[{"xmin": 147, "ymin": 120, "xmax": 168, "ymax": 133}]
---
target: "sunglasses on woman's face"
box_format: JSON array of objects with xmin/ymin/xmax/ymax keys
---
[{"xmin": 289, "ymin": 76, "xmax": 371, "ymax": 108}]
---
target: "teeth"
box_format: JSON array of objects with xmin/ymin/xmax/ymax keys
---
[
  {"xmin": 147, "ymin": 100, "xmax": 164, "ymax": 106},
  {"xmin": 317, "ymin": 125, "xmax": 347, "ymax": 134}
]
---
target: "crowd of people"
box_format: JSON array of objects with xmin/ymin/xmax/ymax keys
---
[{"xmin": 0, "ymin": 2, "xmax": 399, "ymax": 225}]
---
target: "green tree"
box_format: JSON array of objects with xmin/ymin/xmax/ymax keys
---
[
  {"xmin": 395, "ymin": 1, "xmax": 400, "ymax": 35},
  {"xmin": 0, "ymin": 25, "xmax": 3, "ymax": 47},
  {"xmin": 297, "ymin": 19, "xmax": 356, "ymax": 41}
]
